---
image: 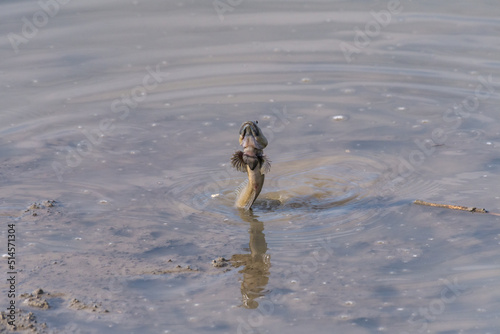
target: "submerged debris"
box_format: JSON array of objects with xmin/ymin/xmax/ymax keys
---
[
  {"xmin": 414, "ymin": 199, "xmax": 488, "ymax": 213},
  {"xmin": 0, "ymin": 309, "xmax": 45, "ymax": 333},
  {"xmin": 20, "ymin": 288, "xmax": 50, "ymax": 310},
  {"xmin": 212, "ymin": 257, "xmax": 229, "ymax": 268},
  {"xmin": 43, "ymin": 200, "xmax": 56, "ymax": 207},
  {"xmin": 69, "ymin": 299, "xmax": 109, "ymax": 313},
  {"xmin": 24, "ymin": 200, "xmax": 57, "ymax": 216},
  {"xmin": 143, "ymin": 263, "xmax": 198, "ymax": 275}
]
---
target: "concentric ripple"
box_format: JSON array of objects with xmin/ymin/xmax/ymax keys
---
[{"xmin": 164, "ymin": 152, "xmax": 417, "ymax": 245}]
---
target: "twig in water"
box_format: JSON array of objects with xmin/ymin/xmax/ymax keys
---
[{"xmin": 413, "ymin": 199, "xmax": 498, "ymax": 215}]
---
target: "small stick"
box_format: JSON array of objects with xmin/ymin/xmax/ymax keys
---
[{"xmin": 414, "ymin": 199, "xmax": 489, "ymax": 213}]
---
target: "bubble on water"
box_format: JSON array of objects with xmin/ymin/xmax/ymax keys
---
[
  {"xmin": 396, "ymin": 106, "xmax": 407, "ymax": 111},
  {"xmin": 331, "ymin": 115, "xmax": 348, "ymax": 121}
]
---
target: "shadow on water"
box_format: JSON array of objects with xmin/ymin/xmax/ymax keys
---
[{"xmin": 230, "ymin": 209, "xmax": 271, "ymax": 309}]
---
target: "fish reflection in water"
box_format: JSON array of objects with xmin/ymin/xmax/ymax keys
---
[{"xmin": 231, "ymin": 209, "xmax": 270, "ymax": 309}]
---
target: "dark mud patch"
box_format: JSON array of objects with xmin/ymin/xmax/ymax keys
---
[
  {"xmin": 68, "ymin": 298, "xmax": 109, "ymax": 313},
  {"xmin": 211, "ymin": 257, "xmax": 230, "ymax": 268},
  {"xmin": 141, "ymin": 264, "xmax": 199, "ymax": 275},
  {"xmin": 0, "ymin": 288, "xmax": 111, "ymax": 333},
  {"xmin": 23, "ymin": 200, "xmax": 59, "ymax": 218},
  {"xmin": 19, "ymin": 288, "xmax": 59, "ymax": 310},
  {"xmin": 0, "ymin": 309, "xmax": 46, "ymax": 333}
]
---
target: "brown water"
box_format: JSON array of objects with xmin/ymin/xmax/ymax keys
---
[{"xmin": 2, "ymin": 1, "xmax": 500, "ymax": 333}]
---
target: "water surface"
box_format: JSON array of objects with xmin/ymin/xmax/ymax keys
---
[{"xmin": 1, "ymin": 1, "xmax": 500, "ymax": 333}]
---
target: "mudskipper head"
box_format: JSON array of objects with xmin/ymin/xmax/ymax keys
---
[
  {"xmin": 239, "ymin": 121, "xmax": 268, "ymax": 151},
  {"xmin": 238, "ymin": 121, "xmax": 268, "ymax": 171}
]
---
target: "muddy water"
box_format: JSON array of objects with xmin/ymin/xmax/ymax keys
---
[{"xmin": 2, "ymin": 0, "xmax": 500, "ymax": 333}]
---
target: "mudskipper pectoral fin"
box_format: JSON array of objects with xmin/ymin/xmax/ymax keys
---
[
  {"xmin": 231, "ymin": 151, "xmax": 247, "ymax": 172},
  {"xmin": 260, "ymin": 155, "xmax": 271, "ymax": 174}
]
